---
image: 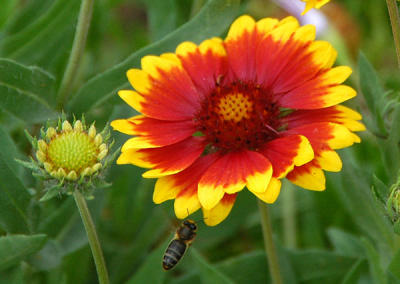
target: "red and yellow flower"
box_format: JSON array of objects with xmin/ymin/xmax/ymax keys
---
[
  {"xmin": 301, "ymin": 0, "xmax": 331, "ymax": 15},
  {"xmin": 112, "ymin": 15, "xmax": 364, "ymax": 226}
]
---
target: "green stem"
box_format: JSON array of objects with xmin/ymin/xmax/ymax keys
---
[
  {"xmin": 74, "ymin": 190, "xmax": 109, "ymax": 284},
  {"xmin": 258, "ymin": 200, "xmax": 283, "ymax": 284},
  {"xmin": 386, "ymin": 0, "xmax": 400, "ymax": 68},
  {"xmin": 282, "ymin": 184, "xmax": 297, "ymax": 249},
  {"xmin": 57, "ymin": 0, "xmax": 95, "ymax": 109}
]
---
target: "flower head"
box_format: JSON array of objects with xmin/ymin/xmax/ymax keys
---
[
  {"xmin": 112, "ymin": 15, "xmax": 364, "ymax": 226},
  {"xmin": 22, "ymin": 117, "xmax": 114, "ymax": 200},
  {"xmin": 301, "ymin": 0, "xmax": 330, "ymax": 15}
]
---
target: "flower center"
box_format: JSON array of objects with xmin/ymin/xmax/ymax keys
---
[
  {"xmin": 196, "ymin": 81, "xmax": 282, "ymax": 152},
  {"xmin": 47, "ymin": 131, "xmax": 98, "ymax": 174},
  {"xmin": 217, "ymin": 93, "xmax": 253, "ymax": 123}
]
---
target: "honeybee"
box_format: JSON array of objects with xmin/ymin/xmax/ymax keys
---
[{"xmin": 162, "ymin": 219, "xmax": 197, "ymax": 270}]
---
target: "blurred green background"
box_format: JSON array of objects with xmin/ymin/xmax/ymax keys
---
[{"xmin": 0, "ymin": 0, "xmax": 400, "ymax": 283}]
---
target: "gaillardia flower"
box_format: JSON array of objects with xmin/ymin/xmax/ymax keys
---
[
  {"xmin": 112, "ymin": 15, "xmax": 364, "ymax": 226},
  {"xmin": 22, "ymin": 118, "xmax": 114, "ymax": 200},
  {"xmin": 301, "ymin": 0, "xmax": 330, "ymax": 15}
]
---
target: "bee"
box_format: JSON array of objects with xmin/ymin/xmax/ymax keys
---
[{"xmin": 162, "ymin": 219, "xmax": 197, "ymax": 270}]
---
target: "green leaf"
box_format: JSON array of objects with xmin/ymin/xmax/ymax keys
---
[
  {"xmin": 1, "ymin": 0, "xmax": 79, "ymax": 60},
  {"xmin": 372, "ymin": 174, "xmax": 390, "ymax": 204},
  {"xmin": 0, "ymin": 58, "xmax": 57, "ymax": 123},
  {"xmin": 190, "ymin": 248, "xmax": 235, "ymax": 284},
  {"xmin": 125, "ymin": 241, "xmax": 167, "ymax": 284},
  {"xmin": 0, "ymin": 234, "xmax": 47, "ymax": 271},
  {"xmin": 108, "ymin": 207, "xmax": 169, "ymax": 283},
  {"xmin": 362, "ymin": 238, "xmax": 387, "ymax": 284},
  {"xmin": 68, "ymin": 0, "xmax": 240, "ymax": 114},
  {"xmin": 39, "ymin": 185, "xmax": 62, "ymax": 202},
  {"xmin": 216, "ymin": 251, "xmax": 271, "ymax": 284},
  {"xmin": 327, "ymin": 228, "xmax": 365, "ymax": 258},
  {"xmin": 388, "ymin": 249, "xmax": 400, "ymax": 280},
  {"xmin": 334, "ymin": 152, "xmax": 394, "ymax": 248},
  {"xmin": 27, "ymin": 240, "xmax": 63, "ymax": 271},
  {"xmin": 145, "ymin": 0, "xmax": 190, "ymax": 42},
  {"xmin": 341, "ymin": 259, "xmax": 367, "ymax": 284},
  {"xmin": 1, "ymin": 0, "xmax": 54, "ymax": 35},
  {"xmin": 0, "ymin": 126, "xmax": 31, "ymax": 233},
  {"xmin": 0, "ymin": 0, "xmax": 18, "ymax": 29},
  {"xmin": 380, "ymin": 105, "xmax": 400, "ymax": 182},
  {"xmin": 358, "ymin": 51, "xmax": 386, "ymax": 135},
  {"xmin": 288, "ymin": 249, "xmax": 357, "ymax": 283}
]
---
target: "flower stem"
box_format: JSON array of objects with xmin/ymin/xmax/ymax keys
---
[
  {"xmin": 73, "ymin": 190, "xmax": 109, "ymax": 284},
  {"xmin": 386, "ymin": 0, "xmax": 400, "ymax": 68},
  {"xmin": 282, "ymin": 184, "xmax": 297, "ymax": 248},
  {"xmin": 57, "ymin": 0, "xmax": 95, "ymax": 109},
  {"xmin": 257, "ymin": 200, "xmax": 283, "ymax": 284}
]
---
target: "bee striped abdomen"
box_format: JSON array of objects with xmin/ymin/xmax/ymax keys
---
[{"xmin": 162, "ymin": 239, "xmax": 187, "ymax": 270}]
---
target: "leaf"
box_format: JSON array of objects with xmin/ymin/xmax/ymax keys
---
[
  {"xmin": 216, "ymin": 251, "xmax": 271, "ymax": 284},
  {"xmin": 362, "ymin": 238, "xmax": 387, "ymax": 284},
  {"xmin": 334, "ymin": 152, "xmax": 395, "ymax": 248},
  {"xmin": 0, "ymin": 126, "xmax": 31, "ymax": 233},
  {"xmin": 145, "ymin": 0, "xmax": 190, "ymax": 42},
  {"xmin": 0, "ymin": 234, "xmax": 47, "ymax": 271},
  {"xmin": 288, "ymin": 249, "xmax": 357, "ymax": 283},
  {"xmin": 372, "ymin": 174, "xmax": 390, "ymax": 204},
  {"xmin": 0, "ymin": 0, "xmax": 79, "ymax": 60},
  {"xmin": 0, "ymin": 58, "xmax": 57, "ymax": 123},
  {"xmin": 380, "ymin": 105, "xmax": 400, "ymax": 181},
  {"xmin": 0, "ymin": 0, "xmax": 18, "ymax": 29},
  {"xmin": 68, "ymin": 0, "xmax": 240, "ymax": 115},
  {"xmin": 190, "ymin": 248, "xmax": 235, "ymax": 284},
  {"xmin": 1, "ymin": 0, "xmax": 54, "ymax": 35},
  {"xmin": 327, "ymin": 228, "xmax": 365, "ymax": 258},
  {"xmin": 125, "ymin": 241, "xmax": 167, "ymax": 284},
  {"xmin": 341, "ymin": 259, "xmax": 367, "ymax": 284},
  {"xmin": 109, "ymin": 207, "xmax": 169, "ymax": 283},
  {"xmin": 388, "ymin": 249, "xmax": 400, "ymax": 280},
  {"xmin": 27, "ymin": 239, "xmax": 63, "ymax": 271},
  {"xmin": 358, "ymin": 51, "xmax": 386, "ymax": 136}
]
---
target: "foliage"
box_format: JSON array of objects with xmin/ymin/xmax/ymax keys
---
[{"xmin": 0, "ymin": 0, "xmax": 400, "ymax": 283}]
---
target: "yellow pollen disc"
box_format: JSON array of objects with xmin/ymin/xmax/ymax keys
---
[
  {"xmin": 217, "ymin": 93, "xmax": 253, "ymax": 123},
  {"xmin": 47, "ymin": 131, "xmax": 99, "ymax": 174}
]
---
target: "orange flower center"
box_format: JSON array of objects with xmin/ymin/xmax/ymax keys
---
[
  {"xmin": 217, "ymin": 93, "xmax": 253, "ymax": 123},
  {"xmin": 196, "ymin": 81, "xmax": 282, "ymax": 152}
]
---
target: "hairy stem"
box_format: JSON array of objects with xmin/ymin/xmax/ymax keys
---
[
  {"xmin": 258, "ymin": 200, "xmax": 283, "ymax": 284},
  {"xmin": 57, "ymin": 0, "xmax": 94, "ymax": 109},
  {"xmin": 74, "ymin": 190, "xmax": 109, "ymax": 284},
  {"xmin": 386, "ymin": 0, "xmax": 400, "ymax": 68}
]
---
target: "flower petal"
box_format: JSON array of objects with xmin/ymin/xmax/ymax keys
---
[
  {"xmin": 251, "ymin": 177, "xmax": 281, "ymax": 203},
  {"xmin": 316, "ymin": 149, "xmax": 342, "ymax": 172},
  {"xmin": 287, "ymin": 163, "xmax": 326, "ymax": 191},
  {"xmin": 153, "ymin": 154, "xmax": 219, "ymax": 204},
  {"xmin": 226, "ymin": 15, "xmax": 256, "ymax": 41},
  {"xmin": 198, "ymin": 150, "xmax": 272, "ymax": 209},
  {"xmin": 202, "ymin": 194, "xmax": 237, "ymax": 226},
  {"xmin": 126, "ymin": 55, "xmax": 202, "ymax": 121},
  {"xmin": 118, "ymin": 90, "xmax": 146, "ymax": 113},
  {"xmin": 153, "ymin": 177, "xmax": 181, "ymax": 204},
  {"xmin": 261, "ymin": 135, "xmax": 314, "ymax": 178},
  {"xmin": 285, "ymin": 122, "xmax": 360, "ymax": 150},
  {"xmin": 118, "ymin": 137, "xmax": 205, "ymax": 178},
  {"xmin": 111, "ymin": 116, "xmax": 143, "ymax": 135},
  {"xmin": 118, "ymin": 116, "xmax": 196, "ymax": 149},
  {"xmin": 177, "ymin": 38, "xmax": 229, "ymax": 96},
  {"xmin": 174, "ymin": 185, "xmax": 201, "ymax": 219},
  {"xmin": 284, "ymin": 105, "xmax": 365, "ymax": 132}
]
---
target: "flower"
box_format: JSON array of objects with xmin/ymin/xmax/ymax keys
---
[
  {"xmin": 300, "ymin": 0, "xmax": 330, "ymax": 15},
  {"xmin": 21, "ymin": 118, "xmax": 114, "ymax": 200},
  {"xmin": 112, "ymin": 15, "xmax": 364, "ymax": 226}
]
